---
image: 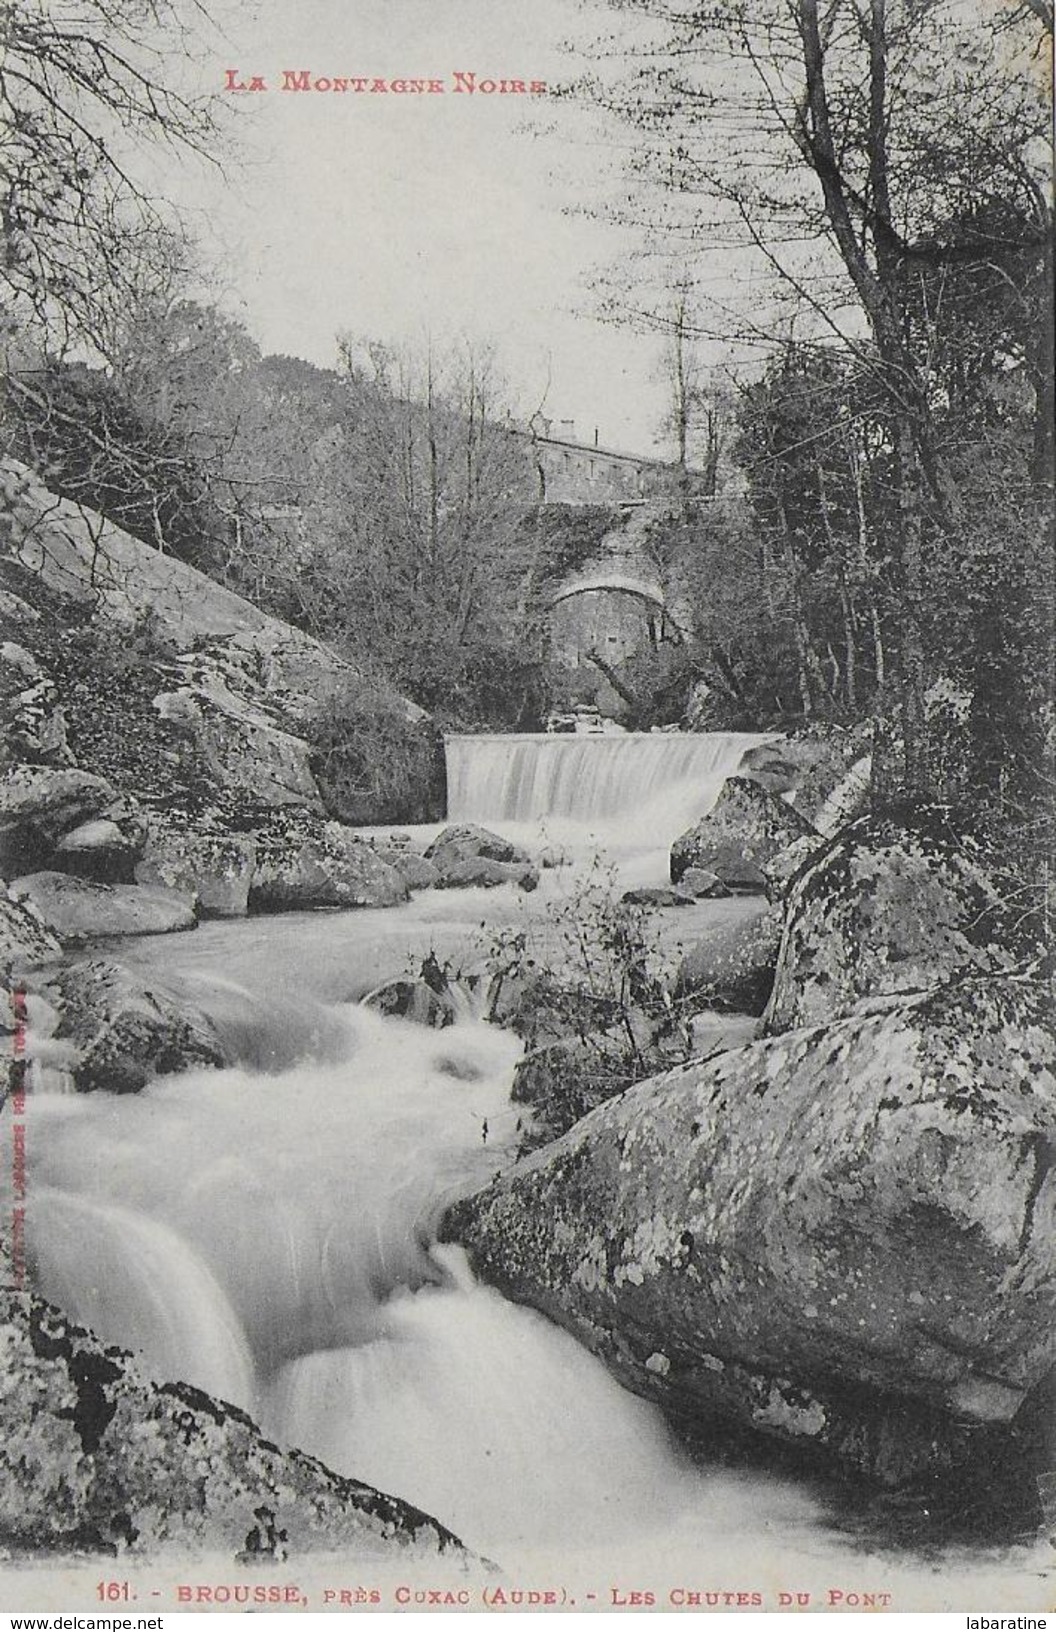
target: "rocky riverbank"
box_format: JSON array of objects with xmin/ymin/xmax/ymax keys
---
[
  {"xmin": 5, "ymin": 450, "xmax": 1053, "ymax": 1558},
  {"xmin": 441, "ymin": 757, "xmax": 1055, "ymax": 1534}
]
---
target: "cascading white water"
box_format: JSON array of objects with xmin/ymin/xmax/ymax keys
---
[
  {"xmin": 444, "ymin": 731, "xmax": 771, "ymax": 868},
  {"xmin": 446, "ymin": 730, "xmax": 764, "ymax": 825},
  {"xmin": 9, "ymin": 755, "xmax": 1053, "ymax": 1596},
  {"xmin": 16, "ymin": 970, "xmax": 1052, "ymax": 1594}
]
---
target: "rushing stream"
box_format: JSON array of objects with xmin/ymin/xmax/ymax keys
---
[{"xmin": 10, "ymin": 734, "xmax": 1055, "ymax": 1597}]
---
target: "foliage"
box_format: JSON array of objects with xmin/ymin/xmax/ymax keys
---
[
  {"xmin": 306, "ymin": 677, "xmax": 445, "ymax": 826},
  {"xmin": 476, "ymin": 866, "xmax": 686, "ymax": 1145},
  {"xmin": 5, "ymin": 355, "xmax": 223, "ymax": 567},
  {"xmin": 574, "ymin": 0, "xmax": 1054, "ymax": 805},
  {"xmin": 280, "ymin": 339, "xmax": 548, "ymax": 723},
  {"xmin": 518, "ymin": 503, "xmax": 625, "ymax": 589},
  {"xmin": 1, "ymin": 0, "xmax": 222, "ymax": 352}
]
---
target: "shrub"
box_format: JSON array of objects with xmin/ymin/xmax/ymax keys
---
[{"xmin": 307, "ymin": 676, "xmax": 445, "ymax": 825}]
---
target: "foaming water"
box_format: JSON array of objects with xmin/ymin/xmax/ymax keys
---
[
  {"xmin": 445, "ymin": 732, "xmax": 769, "ymax": 852},
  {"xmin": 11, "ymin": 852, "xmax": 1055, "ymax": 1595},
  {"xmin": 266, "ymin": 1244, "xmax": 745, "ymax": 1560},
  {"xmin": 29, "ymin": 1188, "xmax": 255, "ymax": 1408},
  {"xmin": 18, "ymin": 1009, "xmax": 523, "ymax": 1388}
]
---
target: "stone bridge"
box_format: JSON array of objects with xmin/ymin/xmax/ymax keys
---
[{"xmin": 545, "ymin": 502, "xmax": 680, "ymax": 684}]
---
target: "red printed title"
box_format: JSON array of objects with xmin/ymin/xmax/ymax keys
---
[{"xmin": 224, "ymin": 69, "xmax": 547, "ymax": 95}]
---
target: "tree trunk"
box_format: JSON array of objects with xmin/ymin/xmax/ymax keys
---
[{"xmin": 893, "ymin": 420, "xmax": 930, "ymax": 800}]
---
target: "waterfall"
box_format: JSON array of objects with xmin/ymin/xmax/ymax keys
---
[
  {"xmin": 444, "ymin": 731, "xmax": 769, "ymax": 849},
  {"xmin": 28, "ymin": 1187, "xmax": 256, "ymax": 1411},
  {"xmin": 14, "ymin": 917, "xmax": 1051, "ymax": 1592}
]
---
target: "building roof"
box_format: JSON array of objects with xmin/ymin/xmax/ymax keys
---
[{"xmin": 532, "ymin": 431, "xmax": 671, "ymax": 470}]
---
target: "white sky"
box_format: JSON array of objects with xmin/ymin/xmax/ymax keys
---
[{"xmin": 159, "ymin": 0, "xmax": 682, "ymax": 455}]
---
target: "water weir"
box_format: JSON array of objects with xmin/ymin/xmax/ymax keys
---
[{"xmin": 444, "ymin": 731, "xmax": 767, "ymax": 845}]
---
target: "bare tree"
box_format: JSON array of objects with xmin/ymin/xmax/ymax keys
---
[
  {"xmin": 1, "ymin": 0, "xmax": 225, "ymax": 353},
  {"xmin": 575, "ymin": 0, "xmax": 1053, "ymax": 796}
]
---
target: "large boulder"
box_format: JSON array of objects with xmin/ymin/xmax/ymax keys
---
[
  {"xmin": 670, "ymin": 777, "xmax": 814, "ymax": 892},
  {"xmin": 765, "ymin": 813, "xmax": 1037, "ymax": 1035},
  {"xmin": 0, "ymin": 889, "xmax": 62, "ymax": 986},
  {"xmin": 677, "ymin": 868, "xmax": 731, "ymax": 900},
  {"xmin": 737, "ymin": 725, "xmax": 873, "ymax": 829},
  {"xmin": 621, "ymin": 885, "xmax": 695, "ymax": 909},
  {"xmin": 153, "ymin": 658, "xmax": 323, "ymax": 812},
  {"xmin": 0, "ymin": 1287, "xmax": 472, "ymax": 1563},
  {"xmin": 10, "ymin": 873, "xmax": 196, "ymax": 942},
  {"xmin": 362, "ymin": 955, "xmax": 483, "ymax": 1029},
  {"xmin": 445, "ymin": 974, "xmax": 1056, "ymax": 1487},
  {"xmin": 0, "ymin": 767, "xmax": 117, "ymax": 874},
  {"xmin": 51, "ymin": 959, "xmax": 228, "ymax": 1094},
  {"xmin": 1, "ymin": 460, "xmax": 431, "ymax": 826},
  {"xmin": 676, "ymin": 902, "xmax": 783, "ymax": 1014},
  {"xmin": 372, "ymin": 847, "xmax": 441, "ymax": 892},
  {"xmin": 0, "ymin": 458, "xmax": 368, "ymax": 722},
  {"xmin": 54, "ymin": 799, "xmax": 148, "ymax": 884},
  {"xmin": 425, "ymin": 824, "xmax": 531, "ymax": 868},
  {"xmin": 135, "ymin": 821, "xmax": 258, "ymax": 918},
  {"xmin": 760, "ymin": 832, "xmax": 829, "ymax": 903},
  {"xmin": 432, "ymin": 857, "xmax": 540, "ymax": 893},
  {"xmin": 248, "ymin": 823, "xmax": 408, "ymax": 913}
]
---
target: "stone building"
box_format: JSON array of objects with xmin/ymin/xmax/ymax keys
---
[{"xmin": 527, "ymin": 417, "xmax": 680, "ymax": 505}]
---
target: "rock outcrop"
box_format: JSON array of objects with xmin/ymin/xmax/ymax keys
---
[
  {"xmin": 677, "ymin": 868, "xmax": 731, "ymax": 900},
  {"xmin": 152, "ymin": 655, "xmax": 323, "ymax": 812},
  {"xmin": 10, "ymin": 873, "xmax": 196, "ymax": 942},
  {"xmin": 424, "ymin": 826, "xmax": 539, "ymax": 891},
  {"xmin": 1, "ymin": 460, "xmax": 365, "ymax": 719},
  {"xmin": 0, "ymin": 461, "xmax": 436, "ymax": 832},
  {"xmin": 51, "ymin": 959, "xmax": 228, "ymax": 1094},
  {"xmin": 134, "ymin": 822, "xmax": 258, "ymax": 918},
  {"xmin": 425, "ymin": 824, "xmax": 531, "ymax": 869},
  {"xmin": 446, "ymin": 973, "xmax": 1056, "ymax": 1488},
  {"xmin": 0, "ymin": 889, "xmax": 62, "ymax": 985},
  {"xmin": 432, "ymin": 857, "xmax": 540, "ymax": 892},
  {"xmin": 764, "ymin": 812, "xmax": 1037, "ymax": 1034},
  {"xmin": 736, "ymin": 725, "xmax": 873, "ymax": 829},
  {"xmin": 0, "ymin": 1287, "xmax": 472, "ymax": 1563},
  {"xmin": 0, "ymin": 767, "xmax": 118, "ymax": 874},
  {"xmin": 54, "ymin": 801, "xmax": 147, "ymax": 883},
  {"xmin": 372, "ymin": 847, "xmax": 442, "ymax": 892},
  {"xmin": 0, "ymin": 641, "xmax": 72, "ymax": 769},
  {"xmin": 670, "ymin": 777, "xmax": 814, "ymax": 892},
  {"xmin": 248, "ymin": 823, "xmax": 408, "ymax": 913},
  {"xmin": 620, "ymin": 885, "xmax": 695, "ymax": 908},
  {"xmin": 676, "ymin": 902, "xmax": 783, "ymax": 1014}
]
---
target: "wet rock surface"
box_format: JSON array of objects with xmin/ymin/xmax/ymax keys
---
[
  {"xmin": 446, "ymin": 973, "xmax": 1056, "ymax": 1486},
  {"xmin": 0, "ymin": 1288, "xmax": 473, "ymax": 1563},
  {"xmin": 670, "ymin": 777, "xmax": 814, "ymax": 891},
  {"xmin": 248, "ymin": 823, "xmax": 408, "ymax": 912},
  {"xmin": 425, "ymin": 823, "xmax": 531, "ymax": 868},
  {"xmin": 764, "ymin": 812, "xmax": 1039, "ymax": 1034},
  {"xmin": 432, "ymin": 856, "xmax": 540, "ymax": 892},
  {"xmin": 51, "ymin": 958, "xmax": 228, "ymax": 1094},
  {"xmin": 10, "ymin": 873, "xmax": 197, "ymax": 942}
]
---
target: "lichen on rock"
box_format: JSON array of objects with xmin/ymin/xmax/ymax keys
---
[{"xmin": 445, "ymin": 971, "xmax": 1056, "ymax": 1488}]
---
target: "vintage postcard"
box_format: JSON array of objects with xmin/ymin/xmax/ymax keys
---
[{"xmin": 1, "ymin": 0, "xmax": 1055, "ymax": 1614}]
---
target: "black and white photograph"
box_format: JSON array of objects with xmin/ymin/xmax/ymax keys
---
[{"xmin": 1, "ymin": 0, "xmax": 1054, "ymax": 1613}]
